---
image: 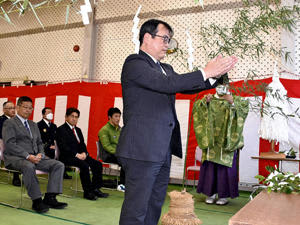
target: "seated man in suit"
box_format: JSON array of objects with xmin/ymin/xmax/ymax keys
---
[
  {"xmin": 2, "ymin": 96, "xmax": 67, "ymax": 213},
  {"xmin": 38, "ymin": 107, "xmax": 72, "ymax": 179},
  {"xmin": 37, "ymin": 107, "xmax": 72, "ymax": 179},
  {"xmin": 37, "ymin": 107, "xmax": 57, "ymax": 159},
  {"xmin": 56, "ymin": 107, "xmax": 109, "ymax": 200},
  {"xmin": 98, "ymin": 107, "xmax": 125, "ymax": 192},
  {"xmin": 0, "ymin": 101, "xmax": 21, "ymax": 187}
]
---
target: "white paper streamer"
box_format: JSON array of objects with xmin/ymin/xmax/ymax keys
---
[
  {"xmin": 80, "ymin": 5, "xmax": 89, "ymax": 25},
  {"xmin": 259, "ymin": 62, "xmax": 289, "ymax": 143},
  {"xmin": 132, "ymin": 5, "xmax": 142, "ymax": 54},
  {"xmin": 84, "ymin": 0, "xmax": 92, "ymax": 12},
  {"xmin": 80, "ymin": 0, "xmax": 92, "ymax": 25},
  {"xmin": 199, "ymin": 0, "xmax": 204, "ymax": 9},
  {"xmin": 195, "ymin": 0, "xmax": 204, "ymax": 9},
  {"xmin": 185, "ymin": 30, "xmax": 194, "ymax": 71}
]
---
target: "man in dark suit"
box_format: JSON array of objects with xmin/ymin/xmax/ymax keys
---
[
  {"xmin": 2, "ymin": 96, "xmax": 67, "ymax": 213},
  {"xmin": 37, "ymin": 107, "xmax": 57, "ymax": 159},
  {"xmin": 0, "ymin": 101, "xmax": 21, "ymax": 186},
  {"xmin": 56, "ymin": 107, "xmax": 109, "ymax": 200},
  {"xmin": 116, "ymin": 19, "xmax": 238, "ymax": 225},
  {"xmin": 37, "ymin": 107, "xmax": 72, "ymax": 179}
]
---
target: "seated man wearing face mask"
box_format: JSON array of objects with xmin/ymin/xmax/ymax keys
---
[{"xmin": 37, "ymin": 107, "xmax": 57, "ymax": 159}]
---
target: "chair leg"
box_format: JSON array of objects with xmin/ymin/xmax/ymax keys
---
[
  {"xmin": 20, "ymin": 174, "xmax": 24, "ymax": 208},
  {"xmin": 193, "ymin": 172, "xmax": 196, "ymax": 190},
  {"xmin": 0, "ymin": 170, "xmax": 23, "ymax": 208},
  {"xmin": 70, "ymin": 168, "xmax": 77, "ymax": 196},
  {"xmin": 75, "ymin": 170, "xmax": 78, "ymax": 193}
]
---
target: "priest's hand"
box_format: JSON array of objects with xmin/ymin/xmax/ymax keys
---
[
  {"xmin": 221, "ymin": 94, "xmax": 234, "ymax": 104},
  {"xmin": 206, "ymin": 94, "xmax": 213, "ymax": 103}
]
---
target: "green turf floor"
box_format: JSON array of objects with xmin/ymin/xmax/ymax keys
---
[{"xmin": 0, "ymin": 171, "xmax": 251, "ymax": 225}]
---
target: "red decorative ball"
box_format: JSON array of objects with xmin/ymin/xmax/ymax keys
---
[{"xmin": 73, "ymin": 45, "xmax": 80, "ymax": 52}]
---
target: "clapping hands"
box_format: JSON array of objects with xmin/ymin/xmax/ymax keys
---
[{"xmin": 204, "ymin": 55, "xmax": 238, "ymax": 79}]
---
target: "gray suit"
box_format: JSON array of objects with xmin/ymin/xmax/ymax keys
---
[{"xmin": 2, "ymin": 116, "xmax": 64, "ymax": 200}]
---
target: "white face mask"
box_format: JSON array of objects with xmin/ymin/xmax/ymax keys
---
[{"xmin": 46, "ymin": 113, "xmax": 53, "ymax": 121}]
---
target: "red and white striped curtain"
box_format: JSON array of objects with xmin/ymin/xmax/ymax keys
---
[{"xmin": 0, "ymin": 78, "xmax": 299, "ymax": 183}]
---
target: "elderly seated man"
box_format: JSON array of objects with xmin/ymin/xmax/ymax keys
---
[
  {"xmin": 0, "ymin": 101, "xmax": 21, "ymax": 186},
  {"xmin": 2, "ymin": 96, "xmax": 67, "ymax": 213}
]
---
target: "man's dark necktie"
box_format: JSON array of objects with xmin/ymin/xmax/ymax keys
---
[
  {"xmin": 156, "ymin": 61, "xmax": 168, "ymax": 76},
  {"xmin": 24, "ymin": 121, "xmax": 32, "ymax": 137},
  {"xmin": 155, "ymin": 62, "xmax": 163, "ymax": 73}
]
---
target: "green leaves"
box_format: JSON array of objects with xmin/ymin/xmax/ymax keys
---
[
  {"xmin": 0, "ymin": 0, "xmax": 78, "ymax": 28},
  {"xmin": 255, "ymin": 166, "xmax": 300, "ymax": 194},
  {"xmin": 197, "ymin": 0, "xmax": 300, "ymax": 63}
]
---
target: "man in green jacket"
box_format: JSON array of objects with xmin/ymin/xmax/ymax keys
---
[{"xmin": 98, "ymin": 107, "xmax": 125, "ymax": 192}]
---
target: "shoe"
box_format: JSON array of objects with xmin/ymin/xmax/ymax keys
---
[
  {"xmin": 12, "ymin": 177, "xmax": 21, "ymax": 187},
  {"xmin": 117, "ymin": 184, "xmax": 125, "ymax": 192},
  {"xmin": 216, "ymin": 198, "xmax": 228, "ymax": 205},
  {"xmin": 43, "ymin": 193, "xmax": 68, "ymax": 209},
  {"xmin": 32, "ymin": 198, "xmax": 49, "ymax": 213},
  {"xmin": 205, "ymin": 194, "xmax": 217, "ymax": 204},
  {"xmin": 93, "ymin": 189, "xmax": 109, "ymax": 198},
  {"xmin": 63, "ymin": 173, "xmax": 72, "ymax": 179},
  {"xmin": 84, "ymin": 191, "xmax": 98, "ymax": 200}
]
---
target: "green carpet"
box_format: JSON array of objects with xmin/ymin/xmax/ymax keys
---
[{"xmin": 0, "ymin": 171, "xmax": 250, "ymax": 225}]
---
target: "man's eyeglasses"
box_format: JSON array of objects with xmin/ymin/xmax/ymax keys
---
[
  {"xmin": 151, "ymin": 34, "xmax": 171, "ymax": 44},
  {"xmin": 20, "ymin": 105, "xmax": 33, "ymax": 111},
  {"xmin": 4, "ymin": 107, "xmax": 15, "ymax": 110}
]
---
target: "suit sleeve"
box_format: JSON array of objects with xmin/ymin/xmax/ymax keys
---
[
  {"xmin": 122, "ymin": 55, "xmax": 212, "ymax": 94},
  {"xmin": 37, "ymin": 122, "xmax": 46, "ymax": 143},
  {"xmin": 2, "ymin": 120, "xmax": 29, "ymax": 159},
  {"xmin": 180, "ymin": 73, "xmax": 229, "ymax": 94},
  {"xmin": 0, "ymin": 118, "xmax": 4, "ymax": 139},
  {"xmin": 33, "ymin": 123, "xmax": 45, "ymax": 154}
]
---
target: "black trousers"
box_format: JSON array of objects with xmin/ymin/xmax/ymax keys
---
[
  {"xmin": 63, "ymin": 156, "xmax": 103, "ymax": 192},
  {"xmin": 117, "ymin": 148, "xmax": 172, "ymax": 225},
  {"xmin": 105, "ymin": 154, "xmax": 125, "ymax": 185},
  {"xmin": 44, "ymin": 146, "xmax": 55, "ymax": 159}
]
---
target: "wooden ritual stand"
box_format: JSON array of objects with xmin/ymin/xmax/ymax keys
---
[
  {"xmin": 259, "ymin": 140, "xmax": 286, "ymax": 159},
  {"xmin": 229, "ymin": 191, "xmax": 300, "ymax": 225}
]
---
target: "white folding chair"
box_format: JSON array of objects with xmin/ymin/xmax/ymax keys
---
[
  {"xmin": 54, "ymin": 140, "xmax": 82, "ymax": 195},
  {"xmin": 186, "ymin": 146, "xmax": 202, "ymax": 189},
  {"xmin": 0, "ymin": 139, "xmax": 24, "ymax": 207},
  {"xmin": 0, "ymin": 139, "xmax": 49, "ymax": 207}
]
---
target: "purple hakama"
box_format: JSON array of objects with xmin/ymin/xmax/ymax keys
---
[{"xmin": 197, "ymin": 151, "xmax": 239, "ymax": 199}]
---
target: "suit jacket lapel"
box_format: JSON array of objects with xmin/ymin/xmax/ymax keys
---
[
  {"xmin": 65, "ymin": 123, "xmax": 79, "ymax": 143},
  {"xmin": 27, "ymin": 121, "xmax": 35, "ymax": 139},
  {"xmin": 14, "ymin": 117, "xmax": 32, "ymax": 139},
  {"xmin": 160, "ymin": 63, "xmax": 170, "ymax": 77},
  {"xmin": 139, "ymin": 50, "xmax": 171, "ymax": 77}
]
